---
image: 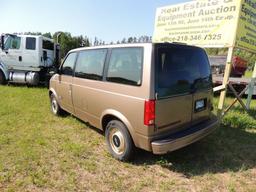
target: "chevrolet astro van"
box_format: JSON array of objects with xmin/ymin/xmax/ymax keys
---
[{"xmin": 49, "ymin": 43, "xmax": 218, "ymax": 161}]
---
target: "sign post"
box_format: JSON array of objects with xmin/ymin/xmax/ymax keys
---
[
  {"xmin": 217, "ymin": 47, "xmax": 234, "ymax": 117},
  {"xmin": 246, "ymin": 62, "xmax": 256, "ymax": 109}
]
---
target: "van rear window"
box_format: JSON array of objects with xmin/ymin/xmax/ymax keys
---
[{"xmin": 155, "ymin": 44, "xmax": 212, "ymax": 98}]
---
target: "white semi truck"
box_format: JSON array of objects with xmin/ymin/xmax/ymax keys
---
[{"xmin": 0, "ymin": 34, "xmax": 60, "ymax": 85}]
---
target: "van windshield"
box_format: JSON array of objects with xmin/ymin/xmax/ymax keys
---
[{"xmin": 155, "ymin": 44, "xmax": 212, "ymax": 99}]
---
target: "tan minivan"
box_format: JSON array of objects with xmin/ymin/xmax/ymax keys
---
[{"xmin": 49, "ymin": 43, "xmax": 218, "ymax": 161}]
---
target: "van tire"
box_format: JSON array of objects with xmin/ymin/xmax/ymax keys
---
[
  {"xmin": 0, "ymin": 71, "xmax": 6, "ymax": 85},
  {"xmin": 50, "ymin": 93, "xmax": 64, "ymax": 116},
  {"xmin": 105, "ymin": 120, "xmax": 134, "ymax": 161}
]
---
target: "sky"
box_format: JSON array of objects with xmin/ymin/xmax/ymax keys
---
[{"xmin": 0, "ymin": 0, "xmax": 189, "ymax": 43}]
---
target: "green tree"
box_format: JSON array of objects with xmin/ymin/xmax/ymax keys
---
[
  {"xmin": 53, "ymin": 32, "xmax": 90, "ymax": 58},
  {"xmin": 94, "ymin": 37, "xmax": 99, "ymax": 46},
  {"xmin": 23, "ymin": 32, "xmax": 42, "ymax": 36},
  {"xmin": 127, "ymin": 37, "xmax": 133, "ymax": 43},
  {"xmin": 42, "ymin": 32, "xmax": 52, "ymax": 38},
  {"xmin": 121, "ymin": 38, "xmax": 126, "ymax": 44}
]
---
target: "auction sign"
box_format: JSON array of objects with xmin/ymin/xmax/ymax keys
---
[{"xmin": 153, "ymin": 0, "xmax": 256, "ymax": 52}]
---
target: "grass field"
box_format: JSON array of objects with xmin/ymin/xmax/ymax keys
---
[{"xmin": 0, "ymin": 85, "xmax": 256, "ymax": 192}]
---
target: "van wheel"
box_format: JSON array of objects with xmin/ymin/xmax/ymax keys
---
[
  {"xmin": 50, "ymin": 93, "xmax": 63, "ymax": 116},
  {"xmin": 105, "ymin": 120, "xmax": 134, "ymax": 161},
  {"xmin": 0, "ymin": 71, "xmax": 6, "ymax": 85}
]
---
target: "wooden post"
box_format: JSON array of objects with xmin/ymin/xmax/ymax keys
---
[
  {"xmin": 224, "ymin": 85, "xmax": 249, "ymax": 115},
  {"xmin": 217, "ymin": 47, "xmax": 234, "ymax": 118},
  {"xmin": 246, "ymin": 61, "xmax": 256, "ymax": 109}
]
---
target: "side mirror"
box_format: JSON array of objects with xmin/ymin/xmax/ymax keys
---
[
  {"xmin": 49, "ymin": 70, "xmax": 56, "ymax": 75},
  {"xmin": 49, "ymin": 68, "xmax": 60, "ymax": 75},
  {"xmin": 1, "ymin": 35, "xmax": 4, "ymax": 50}
]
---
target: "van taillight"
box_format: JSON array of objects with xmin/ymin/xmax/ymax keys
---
[{"xmin": 144, "ymin": 100, "xmax": 155, "ymax": 126}]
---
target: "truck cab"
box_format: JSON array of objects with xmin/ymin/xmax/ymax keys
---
[{"xmin": 0, "ymin": 34, "xmax": 60, "ymax": 85}]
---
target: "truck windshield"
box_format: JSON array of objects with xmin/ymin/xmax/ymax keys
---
[
  {"xmin": 4, "ymin": 36, "xmax": 21, "ymax": 50},
  {"xmin": 155, "ymin": 44, "xmax": 212, "ymax": 99}
]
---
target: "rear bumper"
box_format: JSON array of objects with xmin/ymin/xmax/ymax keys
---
[{"xmin": 151, "ymin": 118, "xmax": 219, "ymax": 154}]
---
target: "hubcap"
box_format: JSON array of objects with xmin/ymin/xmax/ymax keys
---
[
  {"xmin": 109, "ymin": 127, "xmax": 125, "ymax": 155},
  {"xmin": 51, "ymin": 97, "xmax": 58, "ymax": 114}
]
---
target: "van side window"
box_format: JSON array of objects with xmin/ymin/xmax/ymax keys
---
[
  {"xmin": 26, "ymin": 37, "xmax": 36, "ymax": 50},
  {"xmin": 75, "ymin": 49, "xmax": 107, "ymax": 80},
  {"xmin": 107, "ymin": 48, "xmax": 143, "ymax": 86},
  {"xmin": 61, "ymin": 52, "xmax": 77, "ymax": 76}
]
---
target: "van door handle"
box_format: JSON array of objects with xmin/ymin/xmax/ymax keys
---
[{"xmin": 19, "ymin": 56, "xmax": 22, "ymax": 62}]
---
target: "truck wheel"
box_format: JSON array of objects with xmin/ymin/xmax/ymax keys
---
[
  {"xmin": 0, "ymin": 71, "xmax": 6, "ymax": 85},
  {"xmin": 50, "ymin": 93, "xmax": 64, "ymax": 116},
  {"xmin": 105, "ymin": 120, "xmax": 134, "ymax": 161}
]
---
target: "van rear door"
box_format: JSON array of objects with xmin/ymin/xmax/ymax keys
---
[
  {"xmin": 154, "ymin": 44, "xmax": 212, "ymax": 134},
  {"xmin": 190, "ymin": 50, "xmax": 213, "ymax": 125}
]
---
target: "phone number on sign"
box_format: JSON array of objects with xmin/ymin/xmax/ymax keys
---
[{"xmin": 166, "ymin": 34, "xmax": 222, "ymax": 42}]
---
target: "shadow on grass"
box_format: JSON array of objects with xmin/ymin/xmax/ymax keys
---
[
  {"xmin": 133, "ymin": 125, "xmax": 256, "ymax": 177},
  {"xmin": 72, "ymin": 116, "xmax": 104, "ymax": 135}
]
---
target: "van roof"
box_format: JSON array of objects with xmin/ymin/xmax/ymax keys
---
[
  {"xmin": 69, "ymin": 42, "xmax": 201, "ymax": 53},
  {"xmin": 70, "ymin": 43, "xmax": 152, "ymax": 53}
]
